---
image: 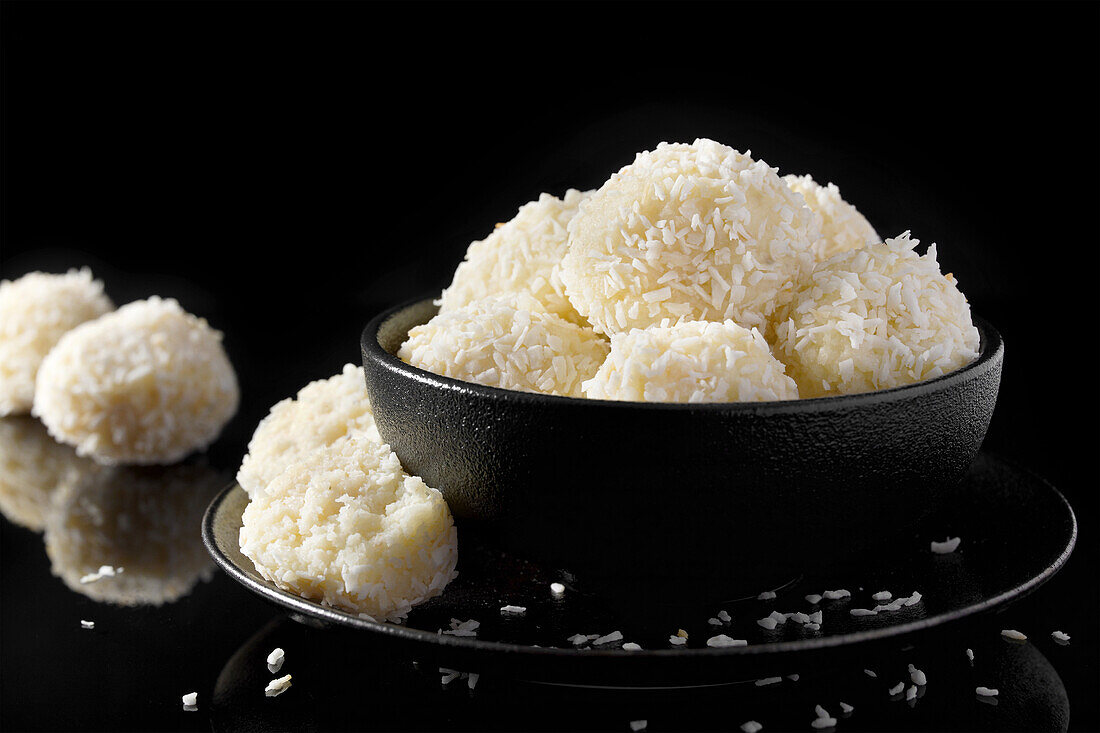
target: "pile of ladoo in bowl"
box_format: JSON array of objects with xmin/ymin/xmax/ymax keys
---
[{"xmin": 235, "ymin": 138, "xmax": 982, "ymax": 622}]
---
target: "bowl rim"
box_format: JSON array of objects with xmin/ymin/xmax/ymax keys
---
[{"xmin": 361, "ymin": 295, "xmax": 1003, "ymax": 412}]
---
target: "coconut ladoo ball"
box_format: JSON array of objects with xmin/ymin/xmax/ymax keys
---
[
  {"xmin": 559, "ymin": 138, "xmax": 818, "ymax": 336},
  {"xmin": 783, "ymin": 174, "xmax": 880, "ymax": 260},
  {"xmin": 0, "ymin": 416, "xmax": 97, "ymax": 531},
  {"xmin": 774, "ymin": 231, "xmax": 980, "ymax": 399},
  {"xmin": 0, "ymin": 268, "xmax": 114, "ymax": 416},
  {"xmin": 438, "ymin": 189, "xmax": 593, "ymax": 325},
  {"xmin": 32, "ymin": 297, "xmax": 239, "ymax": 465},
  {"xmin": 583, "ymin": 320, "xmax": 799, "ymax": 403},
  {"xmin": 237, "ymin": 364, "xmax": 380, "ymax": 499},
  {"xmin": 239, "ymin": 433, "xmax": 459, "ymax": 621},
  {"xmin": 44, "ymin": 461, "xmax": 223, "ymax": 605},
  {"xmin": 398, "ymin": 293, "xmax": 610, "ymax": 398}
]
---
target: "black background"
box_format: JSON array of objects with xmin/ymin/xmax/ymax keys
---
[{"xmin": 1, "ymin": 2, "xmax": 1098, "ymax": 731}]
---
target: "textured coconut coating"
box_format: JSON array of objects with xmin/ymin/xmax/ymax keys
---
[
  {"xmin": 239, "ymin": 433, "xmax": 458, "ymax": 621},
  {"xmin": 237, "ymin": 364, "xmax": 380, "ymax": 499},
  {"xmin": 560, "ymin": 139, "xmax": 818, "ymax": 336},
  {"xmin": 774, "ymin": 231, "xmax": 980, "ymax": 398},
  {"xmin": 33, "ymin": 297, "xmax": 239, "ymax": 465},
  {"xmin": 783, "ymin": 174, "xmax": 880, "ymax": 260},
  {"xmin": 399, "ymin": 294, "xmax": 609, "ymax": 398},
  {"xmin": 0, "ymin": 416, "xmax": 96, "ymax": 531},
  {"xmin": 438, "ymin": 189, "xmax": 593, "ymax": 325},
  {"xmin": 0, "ymin": 269, "xmax": 114, "ymax": 416},
  {"xmin": 44, "ymin": 462, "xmax": 222, "ymax": 605},
  {"xmin": 583, "ymin": 320, "xmax": 798, "ymax": 403}
]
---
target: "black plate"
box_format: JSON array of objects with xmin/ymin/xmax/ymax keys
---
[{"xmin": 202, "ymin": 453, "xmax": 1075, "ymax": 687}]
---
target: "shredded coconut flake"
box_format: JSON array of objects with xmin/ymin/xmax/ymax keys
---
[
  {"xmin": 265, "ymin": 674, "xmax": 292, "ymax": 697},
  {"xmin": 931, "ymin": 537, "xmax": 962, "ymax": 554}
]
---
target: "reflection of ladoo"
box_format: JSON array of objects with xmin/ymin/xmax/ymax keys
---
[
  {"xmin": 44, "ymin": 460, "xmax": 225, "ymax": 606},
  {"xmin": 0, "ymin": 416, "xmax": 96, "ymax": 531}
]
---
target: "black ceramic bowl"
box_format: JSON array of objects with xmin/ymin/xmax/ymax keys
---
[{"xmin": 361, "ymin": 298, "xmax": 1004, "ymax": 617}]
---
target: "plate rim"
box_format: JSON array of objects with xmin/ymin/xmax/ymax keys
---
[{"xmin": 201, "ymin": 452, "xmax": 1077, "ymax": 665}]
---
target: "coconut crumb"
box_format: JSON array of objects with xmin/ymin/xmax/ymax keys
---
[
  {"xmin": 805, "ymin": 594, "xmax": 822, "ymax": 604},
  {"xmin": 629, "ymin": 721, "xmax": 647, "ymax": 732},
  {"xmin": 80, "ymin": 620, "xmax": 95, "ymax": 629},
  {"xmin": 265, "ymin": 674, "xmax": 292, "ymax": 697},
  {"xmin": 593, "ymin": 631, "xmax": 623, "ymax": 646},
  {"xmin": 181, "ymin": 692, "xmax": 198, "ymax": 707},
  {"xmin": 550, "ymin": 582, "xmax": 565, "ymax": 596},
  {"xmin": 1001, "ymin": 629, "xmax": 1027, "ymax": 641},
  {"xmin": 909, "ymin": 664, "xmax": 927, "ymax": 686},
  {"xmin": 975, "ymin": 686, "xmax": 998, "ymax": 697},
  {"xmin": 740, "ymin": 722, "xmax": 763, "ymax": 733},
  {"xmin": 1051, "ymin": 630, "xmax": 1070, "ymax": 643},
  {"xmin": 931, "ymin": 537, "xmax": 961, "ymax": 554},
  {"xmin": 500, "ymin": 605, "xmax": 527, "ymax": 616},
  {"xmin": 758, "ymin": 590, "xmax": 777, "ymax": 600},
  {"xmin": 707, "ymin": 635, "xmax": 747, "ymax": 648}
]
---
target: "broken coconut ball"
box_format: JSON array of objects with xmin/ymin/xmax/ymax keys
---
[{"xmin": 239, "ymin": 433, "xmax": 458, "ymax": 621}]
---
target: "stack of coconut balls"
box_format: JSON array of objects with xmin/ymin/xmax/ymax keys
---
[
  {"xmin": 236, "ymin": 137, "xmax": 981, "ymax": 623},
  {"xmin": 402, "ymin": 138, "xmax": 980, "ymax": 403},
  {"xmin": 0, "ymin": 269, "xmax": 239, "ymax": 463}
]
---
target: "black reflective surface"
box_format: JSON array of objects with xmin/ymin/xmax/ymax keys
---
[{"xmin": 2, "ymin": 3, "xmax": 1098, "ymax": 731}]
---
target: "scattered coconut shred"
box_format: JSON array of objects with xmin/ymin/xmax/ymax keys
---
[
  {"xmin": 399, "ymin": 293, "xmax": 609, "ymax": 398},
  {"xmin": 931, "ymin": 537, "xmax": 962, "ymax": 554},
  {"xmin": 0, "ymin": 268, "xmax": 114, "ymax": 417},
  {"xmin": 265, "ymin": 675, "xmax": 292, "ymax": 697}
]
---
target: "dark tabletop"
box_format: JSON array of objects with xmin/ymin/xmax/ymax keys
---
[{"xmin": 1, "ymin": 3, "xmax": 1098, "ymax": 731}]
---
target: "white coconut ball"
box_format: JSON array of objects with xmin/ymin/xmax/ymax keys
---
[
  {"xmin": 44, "ymin": 462, "xmax": 222, "ymax": 605},
  {"xmin": 0, "ymin": 416, "xmax": 96, "ymax": 531},
  {"xmin": 438, "ymin": 189, "xmax": 593, "ymax": 325},
  {"xmin": 559, "ymin": 138, "xmax": 818, "ymax": 336},
  {"xmin": 583, "ymin": 320, "xmax": 799, "ymax": 403},
  {"xmin": 33, "ymin": 297, "xmax": 239, "ymax": 465},
  {"xmin": 398, "ymin": 293, "xmax": 609, "ymax": 398},
  {"xmin": 0, "ymin": 269, "xmax": 114, "ymax": 416},
  {"xmin": 237, "ymin": 364, "xmax": 380, "ymax": 499},
  {"xmin": 783, "ymin": 174, "xmax": 880, "ymax": 260},
  {"xmin": 774, "ymin": 231, "xmax": 980, "ymax": 398},
  {"xmin": 239, "ymin": 433, "xmax": 459, "ymax": 621}
]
